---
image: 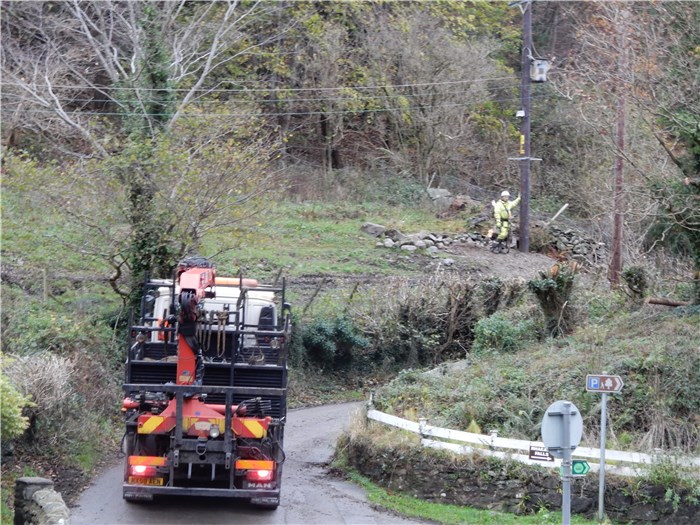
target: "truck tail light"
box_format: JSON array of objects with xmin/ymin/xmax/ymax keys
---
[
  {"xmin": 246, "ymin": 468, "xmax": 274, "ymax": 482},
  {"xmin": 129, "ymin": 465, "xmax": 157, "ymax": 477}
]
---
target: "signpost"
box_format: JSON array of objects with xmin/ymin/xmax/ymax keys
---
[
  {"xmin": 541, "ymin": 400, "xmax": 583, "ymax": 525},
  {"xmin": 571, "ymin": 460, "xmax": 590, "ymax": 476},
  {"xmin": 586, "ymin": 374, "xmax": 624, "ymax": 393},
  {"xmin": 587, "ymin": 373, "xmax": 624, "ymax": 523},
  {"xmin": 529, "ymin": 445, "xmax": 554, "ymax": 462}
]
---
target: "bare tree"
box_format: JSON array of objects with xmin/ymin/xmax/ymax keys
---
[
  {"xmin": 550, "ymin": 1, "xmax": 699, "ymax": 299},
  {"xmin": 2, "ymin": 0, "xmax": 284, "ymax": 153},
  {"xmin": 2, "ymin": 0, "xmax": 287, "ymax": 304},
  {"xmin": 364, "ymin": 7, "xmax": 508, "ymax": 187}
]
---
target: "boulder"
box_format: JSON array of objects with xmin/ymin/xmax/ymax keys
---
[{"xmin": 361, "ymin": 222, "xmax": 386, "ymax": 237}]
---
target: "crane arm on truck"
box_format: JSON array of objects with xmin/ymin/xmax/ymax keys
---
[{"xmin": 175, "ymin": 264, "xmax": 216, "ymax": 386}]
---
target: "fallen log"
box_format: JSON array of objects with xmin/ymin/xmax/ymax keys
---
[{"xmin": 646, "ymin": 297, "xmax": 690, "ymax": 307}]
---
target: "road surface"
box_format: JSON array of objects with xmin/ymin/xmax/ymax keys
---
[{"xmin": 70, "ymin": 402, "xmax": 427, "ymax": 525}]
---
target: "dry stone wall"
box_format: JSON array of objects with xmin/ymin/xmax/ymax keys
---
[
  {"xmin": 346, "ymin": 436, "xmax": 699, "ymax": 524},
  {"xmin": 362, "ymin": 221, "xmax": 607, "ymax": 269},
  {"xmin": 14, "ymin": 478, "xmax": 69, "ymax": 525}
]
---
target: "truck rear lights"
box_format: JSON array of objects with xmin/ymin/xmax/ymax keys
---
[
  {"xmin": 246, "ymin": 469, "xmax": 274, "ymax": 482},
  {"xmin": 129, "ymin": 465, "xmax": 157, "ymax": 477}
]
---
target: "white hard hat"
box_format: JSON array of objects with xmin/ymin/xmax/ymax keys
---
[{"xmin": 501, "ymin": 190, "xmax": 510, "ymax": 197}]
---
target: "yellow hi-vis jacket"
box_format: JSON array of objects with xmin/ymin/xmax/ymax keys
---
[{"xmin": 493, "ymin": 195, "xmax": 521, "ymax": 228}]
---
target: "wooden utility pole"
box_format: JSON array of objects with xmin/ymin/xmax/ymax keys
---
[
  {"xmin": 519, "ymin": 0, "xmax": 532, "ymax": 253},
  {"xmin": 609, "ymin": 8, "xmax": 628, "ymax": 287},
  {"xmin": 509, "ymin": 0, "xmax": 534, "ymax": 253}
]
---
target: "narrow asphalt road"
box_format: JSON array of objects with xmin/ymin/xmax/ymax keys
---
[{"xmin": 70, "ymin": 402, "xmax": 428, "ymax": 525}]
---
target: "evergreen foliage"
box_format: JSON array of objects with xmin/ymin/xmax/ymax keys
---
[
  {"xmin": 0, "ymin": 359, "xmax": 33, "ymax": 442},
  {"xmin": 298, "ymin": 317, "xmax": 369, "ymax": 371}
]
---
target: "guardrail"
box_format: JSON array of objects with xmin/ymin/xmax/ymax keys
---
[{"xmin": 366, "ymin": 406, "xmax": 700, "ymax": 477}]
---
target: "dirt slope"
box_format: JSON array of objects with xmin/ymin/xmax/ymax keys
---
[{"xmin": 440, "ymin": 241, "xmax": 561, "ymax": 282}]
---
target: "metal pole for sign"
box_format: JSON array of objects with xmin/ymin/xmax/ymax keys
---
[
  {"xmin": 562, "ymin": 401, "xmax": 572, "ymax": 525},
  {"xmin": 598, "ymin": 392, "xmax": 608, "ymax": 523}
]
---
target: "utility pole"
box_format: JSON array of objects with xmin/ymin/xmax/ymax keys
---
[
  {"xmin": 609, "ymin": 7, "xmax": 629, "ymax": 287},
  {"xmin": 519, "ymin": 0, "xmax": 532, "ymax": 253},
  {"xmin": 509, "ymin": 0, "xmax": 534, "ymax": 253}
]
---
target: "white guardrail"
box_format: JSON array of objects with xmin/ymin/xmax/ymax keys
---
[{"xmin": 366, "ymin": 408, "xmax": 700, "ymax": 477}]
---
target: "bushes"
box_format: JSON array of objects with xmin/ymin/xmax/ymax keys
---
[
  {"xmin": 527, "ymin": 263, "xmax": 578, "ymax": 337},
  {"xmin": 295, "ymin": 317, "xmax": 369, "ymax": 371},
  {"xmin": 0, "ymin": 358, "xmax": 33, "ymax": 442},
  {"xmin": 0, "ymin": 293, "xmax": 122, "ymax": 457},
  {"xmin": 295, "ymin": 275, "xmax": 534, "ymax": 376},
  {"xmin": 471, "ymin": 311, "xmax": 540, "ymax": 354},
  {"xmin": 350, "ymin": 276, "xmax": 480, "ymax": 371}
]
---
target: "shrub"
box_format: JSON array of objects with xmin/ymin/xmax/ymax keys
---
[
  {"xmin": 3, "ymin": 352, "xmax": 76, "ymax": 444},
  {"xmin": 0, "ymin": 366, "xmax": 33, "ymax": 441},
  {"xmin": 1, "ymin": 299, "xmax": 116, "ymax": 358},
  {"xmin": 527, "ymin": 263, "xmax": 578, "ymax": 337},
  {"xmin": 622, "ymin": 266, "xmax": 648, "ymax": 307},
  {"xmin": 471, "ymin": 312, "xmax": 538, "ymax": 354},
  {"xmin": 299, "ymin": 317, "xmax": 369, "ymax": 370},
  {"xmin": 353, "ymin": 276, "xmax": 478, "ymax": 370}
]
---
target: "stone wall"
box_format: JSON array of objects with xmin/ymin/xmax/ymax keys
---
[
  {"xmin": 543, "ymin": 224, "xmax": 606, "ymax": 268},
  {"xmin": 14, "ymin": 477, "xmax": 70, "ymax": 525},
  {"xmin": 362, "ymin": 221, "xmax": 607, "ymax": 269},
  {"xmin": 345, "ymin": 435, "xmax": 699, "ymax": 524}
]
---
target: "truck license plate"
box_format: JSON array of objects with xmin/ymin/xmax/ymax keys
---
[{"xmin": 128, "ymin": 476, "xmax": 164, "ymax": 486}]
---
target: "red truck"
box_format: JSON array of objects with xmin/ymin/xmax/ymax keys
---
[{"xmin": 121, "ymin": 257, "xmax": 291, "ymax": 508}]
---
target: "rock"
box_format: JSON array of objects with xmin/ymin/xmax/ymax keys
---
[
  {"xmin": 627, "ymin": 504, "xmax": 658, "ymax": 522},
  {"xmin": 401, "ymin": 245, "xmax": 417, "ymax": 252},
  {"xmin": 427, "ymin": 188, "xmax": 452, "ymax": 200},
  {"xmin": 571, "ymin": 496, "xmax": 594, "ymax": 513},
  {"xmin": 383, "ymin": 238, "xmax": 395, "ymax": 248},
  {"xmin": 442, "ymin": 258, "xmax": 455, "ymax": 266},
  {"xmin": 361, "ymin": 222, "xmax": 386, "ymax": 237}
]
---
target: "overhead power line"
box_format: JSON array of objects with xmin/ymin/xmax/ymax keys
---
[
  {"xmin": 0, "ymin": 83, "xmax": 522, "ymax": 107},
  {"xmin": 0, "ymin": 76, "xmax": 518, "ymax": 94},
  {"xmin": 0, "ymin": 92, "xmax": 553, "ymax": 119}
]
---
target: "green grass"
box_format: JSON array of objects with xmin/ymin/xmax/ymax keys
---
[
  {"xmin": 1, "ymin": 183, "xmax": 112, "ymax": 280},
  {"xmin": 204, "ymin": 201, "xmax": 466, "ymax": 279},
  {"xmin": 347, "ymin": 471, "xmax": 601, "ymax": 525}
]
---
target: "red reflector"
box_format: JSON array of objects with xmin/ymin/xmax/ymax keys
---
[
  {"xmin": 129, "ymin": 465, "xmax": 157, "ymax": 477},
  {"xmin": 246, "ymin": 469, "xmax": 274, "ymax": 482}
]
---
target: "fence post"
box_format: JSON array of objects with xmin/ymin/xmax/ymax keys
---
[
  {"xmin": 419, "ymin": 418, "xmax": 428, "ymax": 439},
  {"xmin": 489, "ymin": 429, "xmax": 498, "ymax": 449},
  {"xmin": 42, "ymin": 269, "xmax": 48, "ymax": 303}
]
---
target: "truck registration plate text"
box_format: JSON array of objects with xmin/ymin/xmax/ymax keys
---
[{"xmin": 128, "ymin": 476, "xmax": 164, "ymax": 486}]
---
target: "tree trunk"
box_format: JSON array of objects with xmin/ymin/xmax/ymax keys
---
[{"xmin": 646, "ymin": 297, "xmax": 690, "ymax": 307}]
